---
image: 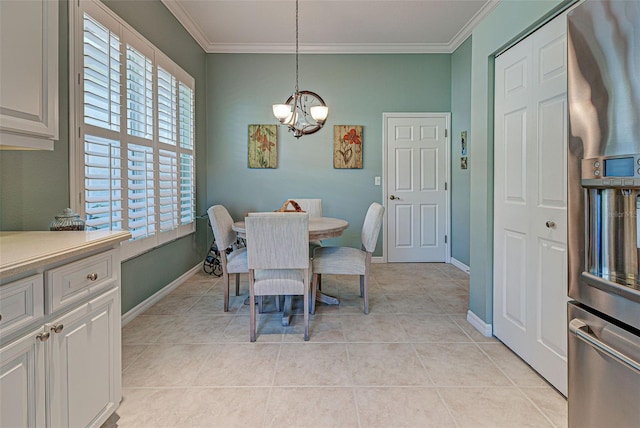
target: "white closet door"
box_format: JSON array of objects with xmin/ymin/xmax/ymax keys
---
[{"xmin": 494, "ymin": 12, "xmax": 568, "ymax": 396}]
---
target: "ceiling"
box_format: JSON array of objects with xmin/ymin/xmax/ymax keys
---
[{"xmin": 160, "ymin": 0, "xmax": 500, "ymax": 54}]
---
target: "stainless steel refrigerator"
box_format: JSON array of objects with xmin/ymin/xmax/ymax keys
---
[{"xmin": 567, "ymin": 1, "xmax": 640, "ymax": 427}]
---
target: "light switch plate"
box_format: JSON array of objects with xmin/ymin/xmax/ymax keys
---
[{"xmin": 374, "ymin": 176, "xmax": 381, "ymax": 186}]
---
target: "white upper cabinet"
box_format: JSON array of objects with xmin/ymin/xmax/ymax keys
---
[{"xmin": 0, "ymin": 0, "xmax": 58, "ymax": 150}]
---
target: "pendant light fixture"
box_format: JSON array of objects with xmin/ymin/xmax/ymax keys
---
[{"xmin": 272, "ymin": 0, "xmax": 328, "ymax": 138}]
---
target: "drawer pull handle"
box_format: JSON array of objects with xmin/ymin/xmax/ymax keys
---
[
  {"xmin": 36, "ymin": 331, "xmax": 50, "ymax": 342},
  {"xmin": 50, "ymin": 324, "xmax": 64, "ymax": 334},
  {"xmin": 87, "ymin": 272, "xmax": 99, "ymax": 281}
]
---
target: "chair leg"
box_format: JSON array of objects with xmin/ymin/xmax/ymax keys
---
[
  {"xmin": 235, "ymin": 273, "xmax": 240, "ymax": 296},
  {"xmin": 258, "ymin": 296, "xmax": 264, "ymax": 313},
  {"xmin": 249, "ymin": 289, "xmax": 256, "ymax": 342},
  {"xmin": 360, "ymin": 275, "xmax": 364, "ymax": 297},
  {"xmin": 275, "ymin": 295, "xmax": 281, "ymax": 312},
  {"xmin": 304, "ymin": 289, "xmax": 309, "ymax": 341},
  {"xmin": 363, "ymin": 273, "xmax": 369, "ymax": 315},
  {"xmin": 311, "ymin": 274, "xmax": 319, "ymax": 315},
  {"xmin": 223, "ymin": 273, "xmax": 230, "ymax": 312}
]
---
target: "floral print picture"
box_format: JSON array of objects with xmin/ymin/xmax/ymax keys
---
[
  {"xmin": 248, "ymin": 124, "xmax": 277, "ymax": 168},
  {"xmin": 333, "ymin": 125, "xmax": 363, "ymax": 169}
]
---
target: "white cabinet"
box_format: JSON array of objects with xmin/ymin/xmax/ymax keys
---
[
  {"xmin": 0, "ymin": 0, "xmax": 58, "ymax": 150},
  {"xmin": 49, "ymin": 287, "xmax": 121, "ymax": 428},
  {"xmin": 0, "ymin": 231, "xmax": 129, "ymax": 428},
  {"xmin": 0, "ymin": 327, "xmax": 46, "ymax": 428}
]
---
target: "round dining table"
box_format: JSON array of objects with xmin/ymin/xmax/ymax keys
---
[
  {"xmin": 232, "ymin": 216, "xmax": 348, "ymax": 241},
  {"xmin": 232, "ymin": 216, "xmax": 349, "ymax": 325}
]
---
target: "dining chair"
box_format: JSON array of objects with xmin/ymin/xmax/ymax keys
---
[
  {"xmin": 245, "ymin": 212, "xmax": 311, "ymax": 341},
  {"xmin": 289, "ymin": 198, "xmax": 323, "ymax": 253},
  {"xmin": 289, "ymin": 198, "xmax": 322, "ymax": 217},
  {"xmin": 207, "ymin": 205, "xmax": 248, "ymax": 312},
  {"xmin": 311, "ymin": 202, "xmax": 385, "ymax": 315}
]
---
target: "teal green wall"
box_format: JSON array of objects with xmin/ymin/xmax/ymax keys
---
[
  {"xmin": 0, "ymin": 0, "xmax": 208, "ymax": 314},
  {"xmin": 468, "ymin": 0, "xmax": 570, "ymax": 324},
  {"xmin": 99, "ymin": 0, "xmax": 208, "ymax": 313},
  {"xmin": 206, "ymin": 53, "xmax": 452, "ymax": 253},
  {"xmin": 0, "ymin": 0, "xmax": 70, "ymax": 230},
  {"xmin": 450, "ymin": 36, "xmax": 472, "ymax": 267}
]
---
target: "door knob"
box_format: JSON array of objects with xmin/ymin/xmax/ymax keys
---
[
  {"xmin": 545, "ymin": 221, "xmax": 556, "ymax": 228},
  {"xmin": 50, "ymin": 323, "xmax": 64, "ymax": 334},
  {"xmin": 389, "ymin": 195, "xmax": 400, "ymax": 200},
  {"xmin": 36, "ymin": 331, "xmax": 50, "ymax": 342}
]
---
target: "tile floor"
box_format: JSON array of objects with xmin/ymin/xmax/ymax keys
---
[{"xmin": 106, "ymin": 263, "xmax": 567, "ymax": 428}]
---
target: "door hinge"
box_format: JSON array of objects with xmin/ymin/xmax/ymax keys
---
[
  {"xmin": 445, "ymin": 129, "xmax": 448, "ymax": 138},
  {"xmin": 445, "ymin": 235, "xmax": 448, "ymax": 244},
  {"xmin": 77, "ymin": 73, "xmax": 81, "ymax": 85},
  {"xmin": 445, "ymin": 182, "xmax": 448, "ymax": 191}
]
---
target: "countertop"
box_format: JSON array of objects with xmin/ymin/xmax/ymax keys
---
[{"xmin": 0, "ymin": 230, "xmax": 131, "ymax": 280}]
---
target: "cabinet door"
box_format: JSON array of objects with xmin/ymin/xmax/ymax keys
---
[
  {"xmin": 0, "ymin": 328, "xmax": 46, "ymax": 428},
  {"xmin": 48, "ymin": 287, "xmax": 121, "ymax": 428},
  {"xmin": 0, "ymin": 0, "xmax": 58, "ymax": 149}
]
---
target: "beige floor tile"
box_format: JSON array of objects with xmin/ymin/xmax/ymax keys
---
[
  {"xmin": 342, "ymin": 314, "xmax": 408, "ymax": 342},
  {"xmin": 355, "ymin": 387, "xmax": 455, "ymax": 427},
  {"xmin": 283, "ymin": 314, "xmax": 346, "ymax": 342},
  {"xmin": 479, "ymin": 343, "xmax": 550, "ymax": 387},
  {"xmin": 414, "ymin": 343, "xmax": 511, "ymax": 387},
  {"xmin": 122, "ymin": 344, "xmax": 212, "ymax": 387},
  {"xmin": 112, "ymin": 387, "xmax": 269, "ymax": 427},
  {"xmin": 522, "ymin": 387, "xmax": 568, "ymax": 428},
  {"xmin": 153, "ymin": 313, "xmax": 232, "ymax": 344},
  {"xmin": 121, "ymin": 314, "xmax": 170, "ymax": 345},
  {"xmin": 222, "ymin": 313, "xmax": 284, "ymax": 343},
  {"xmin": 430, "ymin": 291, "xmax": 470, "ymax": 314},
  {"xmin": 264, "ymin": 387, "xmax": 359, "ymax": 428},
  {"xmin": 439, "ymin": 387, "xmax": 554, "ymax": 427},
  {"xmin": 193, "ymin": 343, "xmax": 280, "ymax": 386},
  {"xmin": 448, "ymin": 314, "xmax": 500, "ymax": 343},
  {"xmin": 143, "ymin": 294, "xmax": 200, "ymax": 315},
  {"xmin": 188, "ymin": 294, "xmax": 243, "ymax": 314},
  {"xmin": 113, "ymin": 262, "xmax": 566, "ymax": 427},
  {"xmin": 348, "ymin": 343, "xmax": 432, "ymax": 386},
  {"xmin": 121, "ymin": 345, "xmax": 146, "ymax": 371},
  {"xmin": 396, "ymin": 314, "xmax": 472, "ymax": 342},
  {"xmin": 170, "ymin": 272, "xmax": 217, "ymax": 295},
  {"xmin": 274, "ymin": 343, "xmax": 351, "ymax": 386},
  {"xmin": 384, "ymin": 292, "xmax": 445, "ymax": 315}
]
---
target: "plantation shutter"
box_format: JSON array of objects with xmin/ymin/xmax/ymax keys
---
[{"xmin": 76, "ymin": 0, "xmax": 195, "ymax": 259}]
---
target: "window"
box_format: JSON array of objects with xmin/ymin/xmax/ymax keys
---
[{"xmin": 71, "ymin": 0, "xmax": 195, "ymax": 259}]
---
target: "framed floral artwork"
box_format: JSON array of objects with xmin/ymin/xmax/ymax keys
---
[
  {"xmin": 334, "ymin": 125, "xmax": 363, "ymax": 169},
  {"xmin": 248, "ymin": 124, "xmax": 277, "ymax": 168}
]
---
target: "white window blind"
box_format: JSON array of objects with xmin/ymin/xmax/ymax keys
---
[{"xmin": 73, "ymin": 0, "xmax": 196, "ymax": 259}]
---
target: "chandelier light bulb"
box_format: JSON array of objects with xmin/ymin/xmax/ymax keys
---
[
  {"xmin": 310, "ymin": 105, "xmax": 329, "ymax": 123},
  {"xmin": 272, "ymin": 104, "xmax": 291, "ymax": 121}
]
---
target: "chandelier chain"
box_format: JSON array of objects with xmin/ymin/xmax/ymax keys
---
[{"xmin": 295, "ymin": 0, "xmax": 299, "ymax": 93}]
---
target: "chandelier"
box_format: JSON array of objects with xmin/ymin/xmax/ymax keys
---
[{"xmin": 272, "ymin": 0, "xmax": 329, "ymax": 138}]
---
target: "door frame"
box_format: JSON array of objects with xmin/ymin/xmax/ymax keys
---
[{"xmin": 382, "ymin": 112, "xmax": 451, "ymax": 263}]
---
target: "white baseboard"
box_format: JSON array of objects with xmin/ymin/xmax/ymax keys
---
[
  {"xmin": 121, "ymin": 264, "xmax": 201, "ymax": 326},
  {"xmin": 450, "ymin": 257, "xmax": 470, "ymax": 274},
  {"xmin": 372, "ymin": 256, "xmax": 384, "ymax": 264},
  {"xmin": 467, "ymin": 310, "xmax": 493, "ymax": 337}
]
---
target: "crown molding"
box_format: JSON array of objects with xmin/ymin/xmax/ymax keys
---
[
  {"xmin": 163, "ymin": 0, "xmax": 502, "ymax": 54},
  {"xmin": 161, "ymin": 0, "xmax": 211, "ymax": 51},
  {"xmin": 449, "ymin": 0, "xmax": 501, "ymax": 51},
  {"xmin": 202, "ymin": 42, "xmax": 454, "ymax": 54}
]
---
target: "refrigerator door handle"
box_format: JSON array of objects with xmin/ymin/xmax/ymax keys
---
[{"xmin": 570, "ymin": 318, "xmax": 640, "ymax": 374}]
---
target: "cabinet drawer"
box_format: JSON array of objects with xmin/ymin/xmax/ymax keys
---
[
  {"xmin": 46, "ymin": 251, "xmax": 115, "ymax": 313},
  {"xmin": 0, "ymin": 274, "xmax": 44, "ymax": 338}
]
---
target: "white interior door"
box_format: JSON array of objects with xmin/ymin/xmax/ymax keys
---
[
  {"xmin": 493, "ymin": 13, "xmax": 569, "ymax": 396},
  {"xmin": 384, "ymin": 113, "xmax": 449, "ymax": 262}
]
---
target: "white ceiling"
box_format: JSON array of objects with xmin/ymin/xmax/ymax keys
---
[{"xmin": 161, "ymin": 0, "xmax": 500, "ymax": 54}]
